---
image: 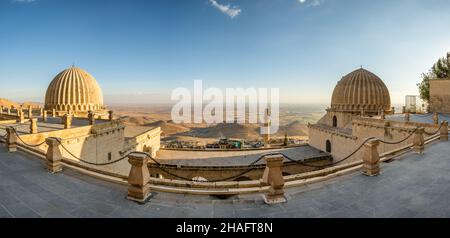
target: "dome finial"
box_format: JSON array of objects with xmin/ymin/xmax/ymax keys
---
[
  {"xmin": 72, "ymin": 63, "xmax": 75, "ymax": 68},
  {"xmin": 360, "ymin": 65, "xmax": 363, "ymax": 69}
]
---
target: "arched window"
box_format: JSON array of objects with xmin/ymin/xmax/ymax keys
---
[
  {"xmin": 326, "ymin": 140, "xmax": 331, "ymax": 153},
  {"xmin": 332, "ymin": 116, "xmax": 338, "ymax": 127}
]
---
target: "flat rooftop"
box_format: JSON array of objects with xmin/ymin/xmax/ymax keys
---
[
  {"xmin": 156, "ymin": 146, "xmax": 328, "ymax": 166},
  {"xmin": 124, "ymin": 125, "xmax": 158, "ymax": 138},
  {"xmin": 1, "ymin": 139, "xmax": 450, "ymax": 217}
]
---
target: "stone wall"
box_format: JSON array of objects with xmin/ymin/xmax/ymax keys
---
[
  {"xmin": 148, "ymin": 155, "xmax": 332, "ymax": 181},
  {"xmin": 309, "ymin": 116, "xmax": 439, "ymax": 163},
  {"xmin": 430, "ymin": 79, "xmax": 450, "ymax": 113},
  {"xmin": 19, "ymin": 121, "xmax": 130, "ymax": 176}
]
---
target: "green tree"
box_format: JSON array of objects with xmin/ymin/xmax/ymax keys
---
[{"xmin": 417, "ymin": 52, "xmax": 450, "ymax": 102}]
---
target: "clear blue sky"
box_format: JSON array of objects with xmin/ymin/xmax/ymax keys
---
[{"xmin": 1, "ymin": 0, "xmax": 450, "ymax": 105}]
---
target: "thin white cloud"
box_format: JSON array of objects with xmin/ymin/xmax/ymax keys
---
[
  {"xmin": 209, "ymin": 0, "xmax": 242, "ymax": 19},
  {"xmin": 12, "ymin": 0, "xmax": 36, "ymax": 3},
  {"xmin": 299, "ymin": 0, "xmax": 322, "ymax": 7}
]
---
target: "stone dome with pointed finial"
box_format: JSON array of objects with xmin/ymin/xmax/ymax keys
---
[
  {"xmin": 45, "ymin": 67, "xmax": 104, "ymax": 112},
  {"xmin": 330, "ymin": 68, "xmax": 391, "ymax": 113}
]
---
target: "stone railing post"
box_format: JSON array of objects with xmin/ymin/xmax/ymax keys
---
[
  {"xmin": 405, "ymin": 112, "xmax": 410, "ymax": 122},
  {"xmin": 45, "ymin": 137, "xmax": 63, "ymax": 173},
  {"xmin": 433, "ymin": 112, "xmax": 439, "ymax": 125},
  {"xmin": 127, "ymin": 153, "xmax": 151, "ymax": 203},
  {"xmin": 262, "ymin": 155, "xmax": 286, "ymax": 204},
  {"xmin": 7, "ymin": 107, "xmax": 11, "ymax": 115},
  {"xmin": 39, "ymin": 107, "xmax": 43, "ymax": 117},
  {"xmin": 52, "ymin": 109, "xmax": 56, "ymax": 117},
  {"xmin": 440, "ymin": 121, "xmax": 448, "ymax": 141},
  {"xmin": 28, "ymin": 106, "xmax": 32, "ymax": 119},
  {"xmin": 0, "ymin": 106, "xmax": 3, "ymax": 114},
  {"xmin": 362, "ymin": 139, "xmax": 380, "ymax": 176},
  {"xmin": 108, "ymin": 110, "xmax": 114, "ymax": 121},
  {"xmin": 18, "ymin": 109, "xmax": 25, "ymax": 123},
  {"xmin": 30, "ymin": 118, "xmax": 38, "ymax": 134},
  {"xmin": 42, "ymin": 110, "xmax": 48, "ymax": 122},
  {"xmin": 88, "ymin": 111, "xmax": 95, "ymax": 125},
  {"xmin": 63, "ymin": 114, "xmax": 72, "ymax": 129},
  {"xmin": 413, "ymin": 127, "xmax": 425, "ymax": 154},
  {"xmin": 5, "ymin": 127, "xmax": 17, "ymax": 152}
]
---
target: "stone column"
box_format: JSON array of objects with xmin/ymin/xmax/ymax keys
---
[
  {"xmin": 0, "ymin": 106, "xmax": 3, "ymax": 114},
  {"xmin": 30, "ymin": 118, "xmax": 38, "ymax": 134},
  {"xmin": 39, "ymin": 107, "xmax": 43, "ymax": 117},
  {"xmin": 5, "ymin": 127, "xmax": 17, "ymax": 152},
  {"xmin": 28, "ymin": 106, "xmax": 33, "ymax": 119},
  {"xmin": 88, "ymin": 111, "xmax": 95, "ymax": 125},
  {"xmin": 42, "ymin": 110, "xmax": 48, "ymax": 122},
  {"xmin": 7, "ymin": 107, "xmax": 10, "ymax": 115},
  {"xmin": 440, "ymin": 121, "xmax": 448, "ymax": 141},
  {"xmin": 45, "ymin": 137, "xmax": 63, "ymax": 173},
  {"xmin": 63, "ymin": 114, "xmax": 72, "ymax": 129},
  {"xmin": 413, "ymin": 127, "xmax": 425, "ymax": 154},
  {"xmin": 108, "ymin": 110, "xmax": 114, "ymax": 121},
  {"xmin": 405, "ymin": 112, "xmax": 410, "ymax": 122},
  {"xmin": 362, "ymin": 139, "xmax": 380, "ymax": 176},
  {"xmin": 262, "ymin": 155, "xmax": 286, "ymax": 204},
  {"xmin": 127, "ymin": 153, "xmax": 151, "ymax": 203},
  {"xmin": 52, "ymin": 109, "xmax": 56, "ymax": 117},
  {"xmin": 433, "ymin": 112, "xmax": 439, "ymax": 125}
]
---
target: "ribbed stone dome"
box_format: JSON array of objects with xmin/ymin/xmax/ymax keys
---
[
  {"xmin": 331, "ymin": 68, "xmax": 391, "ymax": 113},
  {"xmin": 45, "ymin": 67, "xmax": 104, "ymax": 112}
]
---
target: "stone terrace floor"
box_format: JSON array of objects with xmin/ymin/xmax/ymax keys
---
[{"xmin": 1, "ymin": 139, "xmax": 450, "ymax": 218}]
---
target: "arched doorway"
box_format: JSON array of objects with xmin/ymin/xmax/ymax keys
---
[
  {"xmin": 326, "ymin": 140, "xmax": 331, "ymax": 153},
  {"xmin": 332, "ymin": 116, "xmax": 338, "ymax": 127}
]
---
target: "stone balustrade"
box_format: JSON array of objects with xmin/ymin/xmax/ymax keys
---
[
  {"xmin": 45, "ymin": 137, "xmax": 63, "ymax": 173},
  {"xmin": 262, "ymin": 155, "xmax": 286, "ymax": 204},
  {"xmin": 127, "ymin": 153, "xmax": 151, "ymax": 203}
]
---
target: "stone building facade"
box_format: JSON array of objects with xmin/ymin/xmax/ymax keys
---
[{"xmin": 429, "ymin": 79, "xmax": 450, "ymax": 113}]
